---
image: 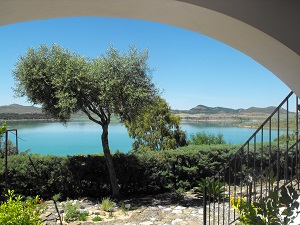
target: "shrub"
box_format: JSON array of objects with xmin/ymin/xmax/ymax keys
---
[
  {"xmin": 194, "ymin": 177, "xmax": 226, "ymax": 201},
  {"xmin": 78, "ymin": 212, "xmax": 89, "ymax": 221},
  {"xmin": 231, "ymin": 184, "xmax": 300, "ymax": 224},
  {"xmin": 171, "ymin": 188, "xmax": 185, "ymax": 201},
  {"xmin": 0, "ymin": 144, "xmax": 239, "ymax": 199},
  {"xmin": 0, "ymin": 189, "xmax": 42, "ymax": 225},
  {"xmin": 62, "ymin": 199, "xmax": 80, "ymax": 223},
  {"xmin": 92, "ymin": 216, "xmax": 103, "ymax": 221},
  {"xmin": 101, "ymin": 197, "xmax": 115, "ymax": 212},
  {"xmin": 189, "ymin": 131, "xmax": 226, "ymax": 145}
]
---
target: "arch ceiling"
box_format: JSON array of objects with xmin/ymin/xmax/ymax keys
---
[{"xmin": 1, "ymin": 0, "xmax": 300, "ymax": 96}]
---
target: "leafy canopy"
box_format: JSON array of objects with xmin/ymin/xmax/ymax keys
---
[
  {"xmin": 189, "ymin": 131, "xmax": 226, "ymax": 145},
  {"xmin": 13, "ymin": 44, "xmax": 158, "ymax": 124},
  {"xmin": 0, "ymin": 122, "xmax": 6, "ymax": 135},
  {"xmin": 13, "ymin": 44, "xmax": 159, "ymax": 197},
  {"xmin": 125, "ymin": 97, "xmax": 187, "ymax": 151}
]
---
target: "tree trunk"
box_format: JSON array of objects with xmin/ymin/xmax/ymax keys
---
[{"xmin": 101, "ymin": 123, "xmax": 120, "ymax": 198}]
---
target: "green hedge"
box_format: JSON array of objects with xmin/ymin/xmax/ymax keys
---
[{"xmin": 0, "ymin": 144, "xmax": 239, "ymax": 200}]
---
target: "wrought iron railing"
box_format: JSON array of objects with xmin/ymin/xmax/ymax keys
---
[{"xmin": 203, "ymin": 91, "xmax": 300, "ymax": 224}]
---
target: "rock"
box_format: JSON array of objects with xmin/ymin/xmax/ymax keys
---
[
  {"xmin": 72, "ymin": 200, "xmax": 78, "ymax": 205},
  {"xmin": 94, "ymin": 210, "xmax": 101, "ymax": 215},
  {"xmin": 38, "ymin": 192, "xmax": 206, "ymax": 224},
  {"xmin": 171, "ymin": 209, "xmax": 183, "ymax": 214},
  {"xmin": 172, "ymin": 218, "xmax": 183, "ymax": 224},
  {"xmin": 174, "ymin": 206, "xmax": 186, "ymax": 210},
  {"xmin": 79, "ymin": 208, "xmax": 87, "ymax": 214},
  {"xmin": 40, "ymin": 211, "xmax": 58, "ymax": 223},
  {"xmin": 125, "ymin": 203, "xmax": 131, "ymax": 210},
  {"xmin": 140, "ymin": 221, "xmax": 153, "ymax": 225},
  {"xmin": 68, "ymin": 222, "xmax": 81, "ymax": 225}
]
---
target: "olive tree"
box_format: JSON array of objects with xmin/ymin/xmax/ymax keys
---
[
  {"xmin": 13, "ymin": 44, "xmax": 158, "ymax": 197},
  {"xmin": 125, "ymin": 97, "xmax": 187, "ymax": 151}
]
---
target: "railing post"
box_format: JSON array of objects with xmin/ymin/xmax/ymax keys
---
[
  {"xmin": 201, "ymin": 91, "xmax": 296, "ymax": 225},
  {"xmin": 297, "ymin": 98, "xmax": 299, "ymax": 189},
  {"xmin": 5, "ymin": 130, "xmax": 8, "ymax": 195},
  {"xmin": 203, "ymin": 185, "xmax": 207, "ymax": 225},
  {"xmin": 248, "ymin": 174, "xmax": 252, "ymax": 204}
]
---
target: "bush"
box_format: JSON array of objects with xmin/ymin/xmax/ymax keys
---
[
  {"xmin": 190, "ymin": 131, "xmax": 226, "ymax": 145},
  {"xmin": 231, "ymin": 183, "xmax": 300, "ymax": 224},
  {"xmin": 101, "ymin": 197, "xmax": 115, "ymax": 212},
  {"xmin": 0, "ymin": 144, "xmax": 239, "ymax": 199},
  {"xmin": 0, "ymin": 189, "xmax": 42, "ymax": 225},
  {"xmin": 92, "ymin": 216, "xmax": 103, "ymax": 221},
  {"xmin": 0, "ymin": 154, "xmax": 70, "ymax": 200},
  {"xmin": 78, "ymin": 212, "xmax": 89, "ymax": 221},
  {"xmin": 62, "ymin": 199, "xmax": 80, "ymax": 223},
  {"xmin": 194, "ymin": 177, "xmax": 226, "ymax": 201}
]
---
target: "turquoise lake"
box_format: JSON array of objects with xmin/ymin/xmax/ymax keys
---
[{"xmin": 2, "ymin": 120, "xmax": 282, "ymax": 156}]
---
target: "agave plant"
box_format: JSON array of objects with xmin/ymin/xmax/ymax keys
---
[{"xmin": 195, "ymin": 177, "xmax": 227, "ymax": 201}]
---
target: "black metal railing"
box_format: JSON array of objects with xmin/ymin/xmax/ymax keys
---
[{"xmin": 203, "ymin": 91, "xmax": 300, "ymax": 224}]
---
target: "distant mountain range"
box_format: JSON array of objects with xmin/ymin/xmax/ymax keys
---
[
  {"xmin": 0, "ymin": 104, "xmax": 49, "ymax": 120},
  {"xmin": 171, "ymin": 104, "xmax": 287, "ymax": 115},
  {"xmin": 0, "ymin": 104, "xmax": 43, "ymax": 114},
  {"xmin": 0, "ymin": 104, "xmax": 87, "ymax": 120},
  {"xmin": 0, "ymin": 104, "xmax": 286, "ymax": 119}
]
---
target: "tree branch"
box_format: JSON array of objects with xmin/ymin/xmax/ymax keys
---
[{"xmin": 82, "ymin": 108, "xmax": 102, "ymax": 126}]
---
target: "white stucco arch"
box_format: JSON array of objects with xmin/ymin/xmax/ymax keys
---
[{"xmin": 1, "ymin": 0, "xmax": 299, "ymax": 96}]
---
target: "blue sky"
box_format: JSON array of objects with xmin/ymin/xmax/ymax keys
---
[{"xmin": 0, "ymin": 17, "xmax": 291, "ymax": 110}]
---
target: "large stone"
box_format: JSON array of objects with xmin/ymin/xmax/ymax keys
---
[
  {"xmin": 94, "ymin": 210, "xmax": 101, "ymax": 215},
  {"xmin": 140, "ymin": 221, "xmax": 153, "ymax": 225},
  {"xmin": 171, "ymin": 209, "xmax": 182, "ymax": 214},
  {"xmin": 174, "ymin": 206, "xmax": 186, "ymax": 210},
  {"xmin": 171, "ymin": 218, "xmax": 183, "ymax": 224},
  {"xmin": 79, "ymin": 209, "xmax": 87, "ymax": 214}
]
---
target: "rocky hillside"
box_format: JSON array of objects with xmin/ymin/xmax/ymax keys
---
[
  {"xmin": 0, "ymin": 104, "xmax": 50, "ymax": 120},
  {"xmin": 0, "ymin": 104, "xmax": 289, "ymax": 121},
  {"xmin": 0, "ymin": 104, "xmax": 43, "ymax": 114},
  {"xmin": 171, "ymin": 105, "xmax": 287, "ymax": 115}
]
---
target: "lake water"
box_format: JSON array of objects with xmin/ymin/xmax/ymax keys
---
[{"xmin": 1, "ymin": 120, "xmax": 280, "ymax": 156}]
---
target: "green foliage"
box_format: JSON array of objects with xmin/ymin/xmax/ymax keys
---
[
  {"xmin": 101, "ymin": 197, "xmax": 115, "ymax": 212},
  {"xmin": 78, "ymin": 212, "xmax": 89, "ymax": 221},
  {"xmin": 92, "ymin": 216, "xmax": 103, "ymax": 221},
  {"xmin": 13, "ymin": 44, "xmax": 158, "ymax": 124},
  {"xmin": 0, "ymin": 139, "xmax": 18, "ymax": 158},
  {"xmin": 0, "ymin": 122, "xmax": 6, "ymax": 135},
  {"xmin": 131, "ymin": 144, "xmax": 237, "ymax": 193},
  {"xmin": 0, "ymin": 144, "xmax": 239, "ymax": 199},
  {"xmin": 125, "ymin": 97, "xmax": 187, "ymax": 151},
  {"xmin": 52, "ymin": 193, "xmax": 61, "ymax": 202},
  {"xmin": 0, "ymin": 122, "xmax": 14, "ymax": 158},
  {"xmin": 62, "ymin": 199, "xmax": 80, "ymax": 223},
  {"xmin": 190, "ymin": 131, "xmax": 226, "ymax": 145},
  {"xmin": 0, "ymin": 190, "xmax": 42, "ymax": 225},
  {"xmin": 171, "ymin": 188, "xmax": 185, "ymax": 201},
  {"xmin": 273, "ymin": 132, "xmax": 297, "ymax": 145},
  {"xmin": 194, "ymin": 177, "xmax": 226, "ymax": 201},
  {"xmin": 0, "ymin": 154, "xmax": 72, "ymax": 200},
  {"xmin": 13, "ymin": 44, "xmax": 160, "ymax": 197},
  {"xmin": 231, "ymin": 184, "xmax": 300, "ymax": 225}
]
